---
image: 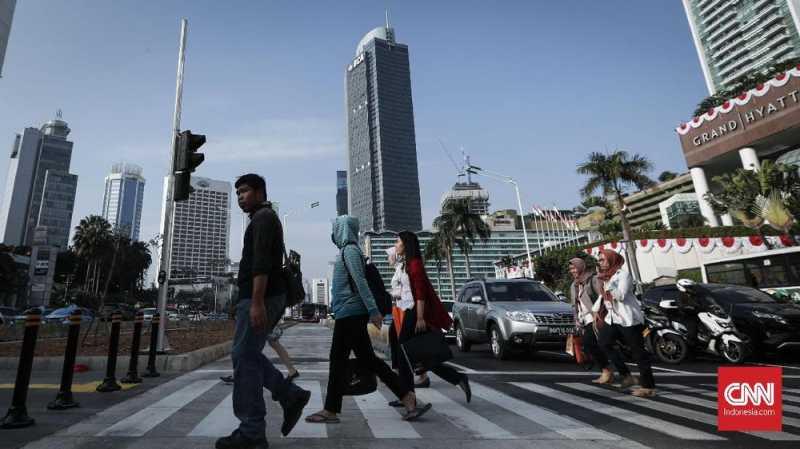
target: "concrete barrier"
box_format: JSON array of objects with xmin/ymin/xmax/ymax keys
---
[{"xmin": 0, "ymin": 339, "xmax": 233, "ymax": 373}]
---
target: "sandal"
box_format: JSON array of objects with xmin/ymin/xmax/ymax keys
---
[
  {"xmin": 403, "ymin": 402, "xmax": 432, "ymax": 421},
  {"xmin": 287, "ymin": 371, "xmax": 300, "ymax": 382},
  {"xmin": 305, "ymin": 412, "xmax": 340, "ymax": 424}
]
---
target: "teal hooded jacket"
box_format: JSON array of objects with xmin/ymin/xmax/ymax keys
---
[{"xmin": 330, "ymin": 215, "xmax": 379, "ymax": 320}]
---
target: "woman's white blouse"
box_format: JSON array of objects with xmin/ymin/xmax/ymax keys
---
[
  {"xmin": 591, "ymin": 270, "xmax": 644, "ymax": 327},
  {"xmin": 390, "ymin": 263, "xmax": 415, "ymax": 310}
]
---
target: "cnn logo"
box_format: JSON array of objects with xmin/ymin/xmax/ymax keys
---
[
  {"xmin": 718, "ymin": 367, "xmax": 782, "ymax": 432},
  {"xmin": 723, "ymin": 382, "xmax": 774, "ymax": 406}
]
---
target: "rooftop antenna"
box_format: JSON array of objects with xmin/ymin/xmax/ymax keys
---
[
  {"xmin": 56, "ymin": 109, "xmax": 62, "ymax": 119},
  {"xmin": 385, "ymin": 9, "xmax": 390, "ymax": 29},
  {"xmin": 438, "ymin": 138, "xmax": 465, "ymax": 181},
  {"xmin": 461, "ymin": 147, "xmax": 472, "ymax": 183}
]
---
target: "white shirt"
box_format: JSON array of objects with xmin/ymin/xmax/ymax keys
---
[
  {"xmin": 591, "ymin": 270, "xmax": 644, "ymax": 327},
  {"xmin": 390, "ymin": 263, "xmax": 415, "ymax": 310}
]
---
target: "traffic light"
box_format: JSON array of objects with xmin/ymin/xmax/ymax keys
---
[{"xmin": 173, "ymin": 130, "xmax": 206, "ymax": 201}]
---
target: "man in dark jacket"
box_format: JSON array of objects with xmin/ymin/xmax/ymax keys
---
[{"xmin": 215, "ymin": 174, "xmax": 310, "ymax": 449}]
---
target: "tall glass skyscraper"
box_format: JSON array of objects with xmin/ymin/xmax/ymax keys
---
[
  {"xmin": 346, "ymin": 21, "xmax": 422, "ymax": 232},
  {"xmin": 336, "ymin": 170, "xmax": 348, "ymax": 216},
  {"xmin": 0, "ymin": 113, "xmax": 78, "ymax": 249},
  {"xmin": 682, "ymin": 0, "xmax": 800, "ymax": 93},
  {"xmin": 0, "ymin": 0, "xmax": 16, "ymax": 77},
  {"xmin": 102, "ymin": 163, "xmax": 145, "ymax": 241}
]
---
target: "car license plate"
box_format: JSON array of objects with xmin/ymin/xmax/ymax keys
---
[{"xmin": 550, "ymin": 327, "xmax": 574, "ymax": 336}]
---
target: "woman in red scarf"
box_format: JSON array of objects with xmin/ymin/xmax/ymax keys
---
[
  {"xmin": 388, "ymin": 231, "xmax": 471, "ymax": 404},
  {"xmin": 592, "ymin": 249, "xmax": 656, "ymax": 397}
]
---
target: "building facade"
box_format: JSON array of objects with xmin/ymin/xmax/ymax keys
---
[
  {"xmin": 311, "ymin": 278, "xmax": 330, "ymax": 305},
  {"xmin": 621, "ymin": 173, "xmax": 696, "ymax": 228},
  {"xmin": 346, "ymin": 22, "xmax": 422, "ymax": 232},
  {"xmin": 682, "ymin": 0, "xmax": 800, "ymax": 93},
  {"xmin": 440, "ymin": 180, "xmax": 490, "ymax": 215},
  {"xmin": 0, "ymin": 0, "xmax": 16, "ymax": 77},
  {"xmin": 159, "ymin": 176, "xmax": 231, "ymax": 279},
  {"xmin": 336, "ymin": 170, "xmax": 348, "ymax": 216},
  {"xmin": 0, "ymin": 114, "xmax": 78, "ymax": 249},
  {"xmin": 102, "ymin": 163, "xmax": 145, "ymax": 241}
]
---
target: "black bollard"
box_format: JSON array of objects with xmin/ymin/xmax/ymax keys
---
[
  {"xmin": 96, "ymin": 311, "xmax": 122, "ymax": 392},
  {"xmin": 142, "ymin": 313, "xmax": 160, "ymax": 378},
  {"xmin": 47, "ymin": 308, "xmax": 82, "ymax": 410},
  {"xmin": 121, "ymin": 310, "xmax": 144, "ymax": 384},
  {"xmin": 1, "ymin": 308, "xmax": 42, "ymax": 429}
]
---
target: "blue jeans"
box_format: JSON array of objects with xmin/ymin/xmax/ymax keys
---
[{"xmin": 232, "ymin": 295, "xmax": 296, "ymax": 439}]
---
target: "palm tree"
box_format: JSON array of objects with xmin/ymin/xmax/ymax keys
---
[
  {"xmin": 424, "ymin": 235, "xmax": 446, "ymax": 297},
  {"xmin": 577, "ymin": 150, "xmax": 654, "ymax": 282},
  {"xmin": 434, "ymin": 199, "xmax": 491, "ymax": 279},
  {"xmin": 72, "ymin": 215, "xmax": 112, "ymax": 295},
  {"xmin": 426, "ymin": 231, "xmax": 457, "ymax": 301}
]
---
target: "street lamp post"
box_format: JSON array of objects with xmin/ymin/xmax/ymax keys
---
[{"xmin": 466, "ymin": 165, "xmax": 534, "ymax": 277}]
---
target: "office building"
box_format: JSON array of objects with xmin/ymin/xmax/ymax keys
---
[
  {"xmin": 0, "ymin": 113, "xmax": 78, "ymax": 249},
  {"xmin": 346, "ymin": 20, "xmax": 422, "ymax": 232},
  {"xmin": 682, "ymin": 0, "xmax": 800, "ymax": 93},
  {"xmin": 0, "ymin": 0, "xmax": 16, "ymax": 77},
  {"xmin": 159, "ymin": 176, "xmax": 231, "ymax": 279},
  {"xmin": 311, "ymin": 278, "xmax": 330, "ymax": 305},
  {"xmin": 440, "ymin": 180, "xmax": 490, "ymax": 215},
  {"xmin": 102, "ymin": 163, "xmax": 145, "ymax": 240},
  {"xmin": 336, "ymin": 170, "xmax": 348, "ymax": 216},
  {"xmin": 620, "ymin": 173, "xmax": 696, "ymax": 229}
]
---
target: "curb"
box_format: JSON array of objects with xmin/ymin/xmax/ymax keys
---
[{"xmin": 0, "ymin": 339, "xmax": 233, "ymax": 373}]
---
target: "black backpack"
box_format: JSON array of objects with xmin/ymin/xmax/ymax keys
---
[{"xmin": 341, "ymin": 250, "xmax": 393, "ymax": 316}]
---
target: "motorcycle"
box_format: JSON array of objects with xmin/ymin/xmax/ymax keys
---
[
  {"xmin": 658, "ymin": 279, "xmax": 751, "ymax": 364},
  {"xmin": 642, "ymin": 305, "xmax": 688, "ymax": 364}
]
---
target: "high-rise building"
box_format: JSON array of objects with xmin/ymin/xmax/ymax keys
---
[
  {"xmin": 311, "ymin": 278, "xmax": 330, "ymax": 305},
  {"xmin": 158, "ymin": 176, "xmax": 231, "ymax": 279},
  {"xmin": 0, "ymin": 0, "xmax": 16, "ymax": 77},
  {"xmin": 440, "ymin": 180, "xmax": 490, "ymax": 215},
  {"xmin": 682, "ymin": 0, "xmax": 800, "ymax": 93},
  {"xmin": 346, "ymin": 20, "xmax": 422, "ymax": 232},
  {"xmin": 0, "ymin": 113, "xmax": 78, "ymax": 249},
  {"xmin": 102, "ymin": 163, "xmax": 145, "ymax": 241},
  {"xmin": 336, "ymin": 170, "xmax": 348, "ymax": 216}
]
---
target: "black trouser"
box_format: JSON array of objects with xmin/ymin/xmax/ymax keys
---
[
  {"xmin": 599, "ymin": 323, "xmax": 656, "ymax": 389},
  {"xmin": 582, "ymin": 323, "xmax": 625, "ymax": 374},
  {"xmin": 324, "ymin": 315, "xmax": 409, "ymax": 413},
  {"xmin": 392, "ymin": 308, "xmax": 465, "ymax": 389}
]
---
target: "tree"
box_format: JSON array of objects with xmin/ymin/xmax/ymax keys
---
[
  {"xmin": 658, "ymin": 171, "xmax": 678, "ymax": 183},
  {"xmin": 577, "ymin": 150, "xmax": 655, "ymax": 282},
  {"xmin": 534, "ymin": 248, "xmax": 596, "ymax": 294},
  {"xmin": 426, "ymin": 231, "xmax": 457, "ymax": 301},
  {"xmin": 72, "ymin": 215, "xmax": 112, "ymax": 295},
  {"xmin": 424, "ymin": 236, "xmax": 447, "ymax": 297},
  {"xmin": 706, "ymin": 160, "xmax": 799, "ymax": 243},
  {"xmin": 434, "ymin": 199, "xmax": 491, "ymax": 279}
]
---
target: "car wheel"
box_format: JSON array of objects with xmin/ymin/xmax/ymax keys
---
[
  {"xmin": 456, "ymin": 323, "xmax": 471, "ymax": 352},
  {"xmin": 490, "ymin": 325, "xmax": 509, "ymax": 360}
]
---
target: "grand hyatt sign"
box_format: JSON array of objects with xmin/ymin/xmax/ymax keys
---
[{"xmin": 677, "ymin": 69, "xmax": 800, "ymax": 167}]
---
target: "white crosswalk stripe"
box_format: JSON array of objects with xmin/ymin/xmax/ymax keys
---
[
  {"xmin": 415, "ymin": 388, "xmax": 516, "ymax": 439},
  {"xmin": 97, "ymin": 379, "xmax": 219, "ymax": 437},
  {"xmin": 353, "ymin": 390, "xmax": 421, "ymax": 438},
  {"xmin": 655, "ymin": 384, "xmax": 800, "ymax": 441},
  {"xmin": 563, "ymin": 382, "xmax": 800, "ymax": 441},
  {"xmin": 511, "ymin": 382, "xmax": 725, "ymax": 440},
  {"xmin": 659, "ymin": 384, "xmax": 800, "ymax": 426},
  {"xmin": 30, "ymin": 376, "xmax": 800, "ymax": 445},
  {"xmin": 290, "ymin": 380, "xmax": 327, "ymax": 438}
]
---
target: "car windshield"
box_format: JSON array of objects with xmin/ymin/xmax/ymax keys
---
[
  {"xmin": 142, "ymin": 308, "xmax": 157, "ymax": 314},
  {"xmin": 486, "ymin": 282, "xmax": 557, "ymax": 302},
  {"xmin": 708, "ymin": 286, "xmax": 779, "ymax": 304}
]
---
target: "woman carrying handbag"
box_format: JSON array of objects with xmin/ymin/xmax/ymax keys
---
[{"xmin": 388, "ymin": 231, "xmax": 471, "ymax": 405}]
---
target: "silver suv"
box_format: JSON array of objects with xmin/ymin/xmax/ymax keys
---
[{"xmin": 452, "ymin": 278, "xmax": 574, "ymax": 360}]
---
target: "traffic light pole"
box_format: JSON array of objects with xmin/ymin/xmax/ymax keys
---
[{"xmin": 156, "ymin": 18, "xmax": 188, "ymax": 352}]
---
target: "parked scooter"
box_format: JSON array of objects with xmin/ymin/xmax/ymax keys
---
[
  {"xmin": 642, "ymin": 305, "xmax": 688, "ymax": 364},
  {"xmin": 657, "ymin": 279, "xmax": 751, "ymax": 364}
]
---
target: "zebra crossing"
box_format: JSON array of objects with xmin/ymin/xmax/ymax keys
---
[{"xmin": 23, "ymin": 373, "xmax": 800, "ymax": 448}]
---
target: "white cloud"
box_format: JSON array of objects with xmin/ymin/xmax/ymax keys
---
[{"xmin": 206, "ymin": 118, "xmax": 343, "ymax": 161}]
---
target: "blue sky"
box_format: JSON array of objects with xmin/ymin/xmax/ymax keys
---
[{"xmin": 0, "ymin": 0, "xmax": 709, "ymax": 281}]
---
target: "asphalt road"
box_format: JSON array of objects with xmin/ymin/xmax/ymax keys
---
[{"xmin": 4, "ymin": 323, "xmax": 799, "ymax": 449}]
